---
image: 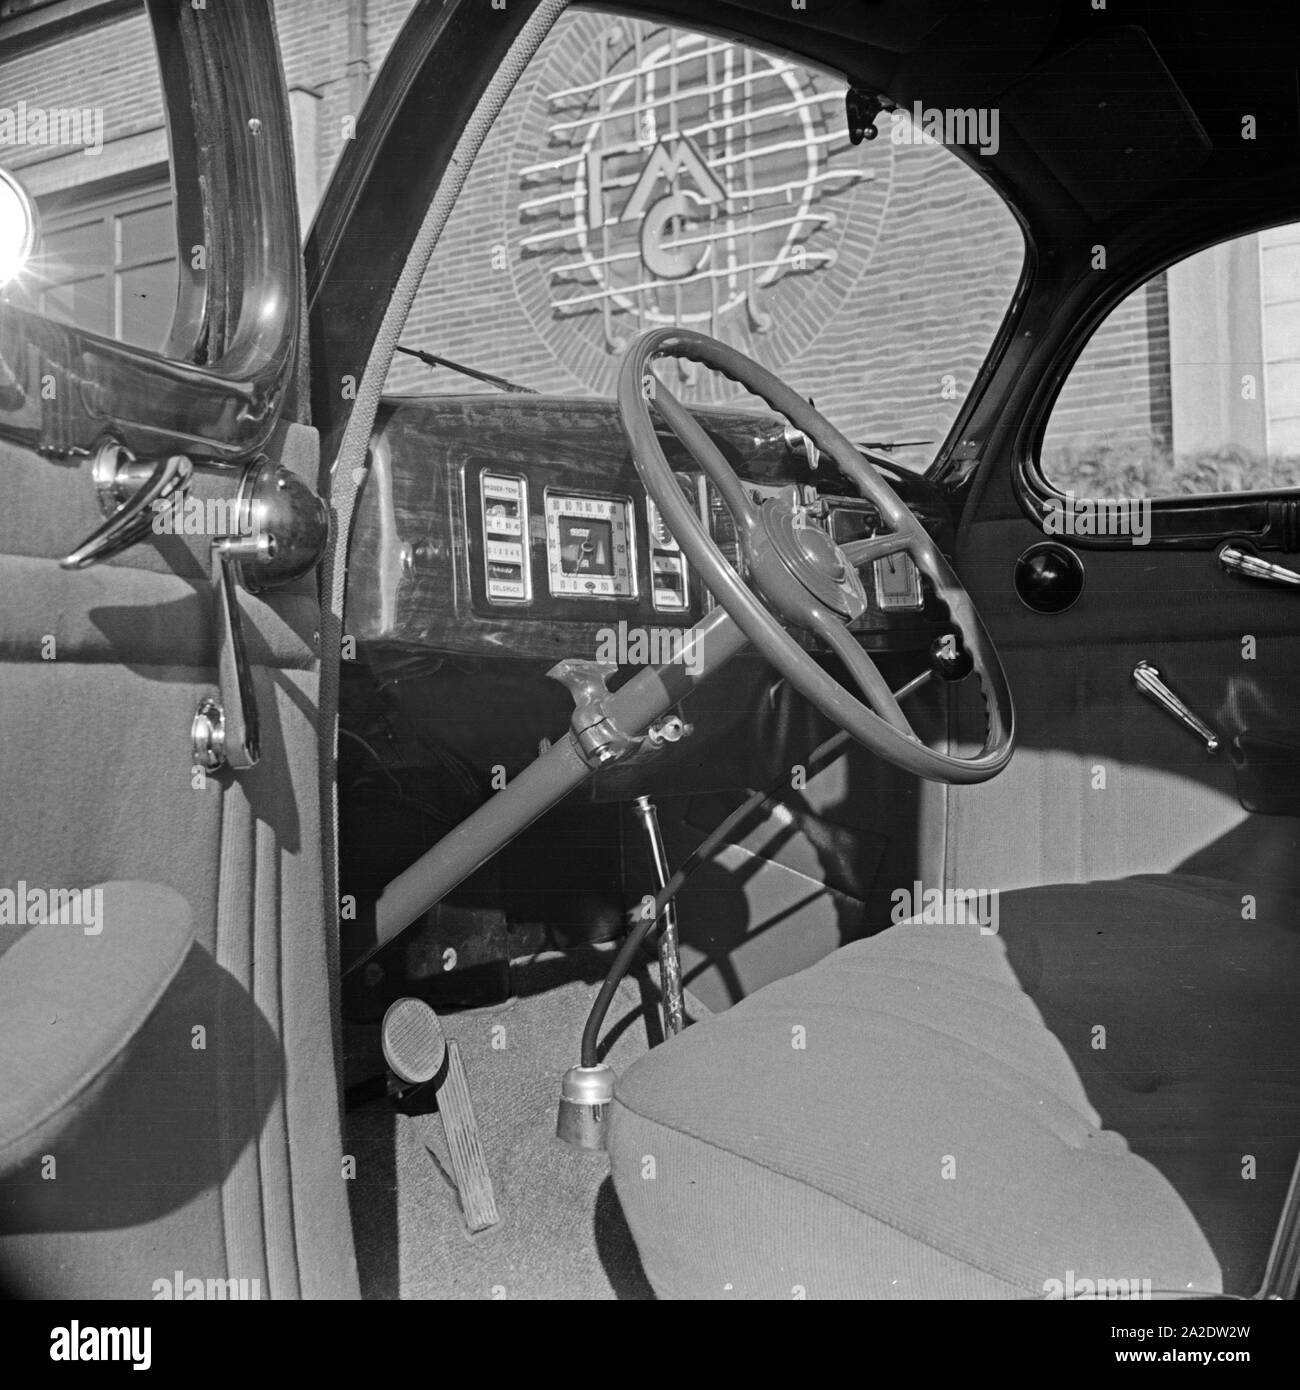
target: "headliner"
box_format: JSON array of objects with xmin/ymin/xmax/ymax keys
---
[{"xmin": 638, "ymin": 0, "xmax": 1300, "ymax": 257}]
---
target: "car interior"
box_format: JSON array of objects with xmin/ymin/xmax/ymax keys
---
[{"xmin": 0, "ymin": 0, "xmax": 1297, "ymax": 1303}]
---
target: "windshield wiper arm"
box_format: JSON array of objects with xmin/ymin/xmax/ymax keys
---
[
  {"xmin": 396, "ymin": 344, "xmax": 536, "ymax": 395},
  {"xmin": 858, "ymin": 439, "xmax": 934, "ymax": 451}
]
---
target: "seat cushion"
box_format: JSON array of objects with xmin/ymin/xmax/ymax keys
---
[
  {"xmin": 609, "ymin": 873, "xmax": 1300, "ymax": 1299},
  {"xmin": 0, "ymin": 880, "xmax": 194, "ymax": 1175}
]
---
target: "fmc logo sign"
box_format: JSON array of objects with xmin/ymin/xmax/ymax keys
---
[
  {"xmin": 592, "ymin": 134, "xmax": 726, "ymax": 281},
  {"xmin": 518, "ymin": 22, "xmax": 871, "ymax": 352}
]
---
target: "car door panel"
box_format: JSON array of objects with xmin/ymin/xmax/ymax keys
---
[
  {"xmin": 948, "ymin": 500, "xmax": 1300, "ymax": 895},
  {"xmin": 0, "ymin": 418, "xmax": 356, "ymax": 1298},
  {"xmin": 0, "ymin": 0, "xmax": 359, "ymax": 1298}
]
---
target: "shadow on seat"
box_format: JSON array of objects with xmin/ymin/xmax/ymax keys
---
[{"xmin": 608, "ymin": 871, "xmax": 1300, "ymax": 1299}]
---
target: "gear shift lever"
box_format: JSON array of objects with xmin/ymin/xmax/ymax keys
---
[
  {"xmin": 556, "ymin": 796, "xmax": 687, "ymax": 1151},
  {"xmin": 555, "ymin": 667, "xmax": 935, "ymax": 1152},
  {"xmin": 632, "ymin": 795, "xmax": 686, "ymax": 1040}
]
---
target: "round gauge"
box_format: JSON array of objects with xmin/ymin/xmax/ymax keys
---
[{"xmin": 544, "ymin": 492, "xmax": 636, "ymax": 598}]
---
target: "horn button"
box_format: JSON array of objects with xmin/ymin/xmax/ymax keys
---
[{"xmin": 761, "ymin": 498, "xmax": 868, "ymax": 619}]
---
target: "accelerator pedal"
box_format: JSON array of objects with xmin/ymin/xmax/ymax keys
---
[{"xmin": 381, "ymin": 997, "xmax": 500, "ymax": 1234}]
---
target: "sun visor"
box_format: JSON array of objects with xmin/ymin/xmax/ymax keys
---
[
  {"xmin": 998, "ymin": 26, "xmax": 1212, "ymax": 221},
  {"xmin": 887, "ymin": 0, "xmax": 1064, "ymax": 106}
]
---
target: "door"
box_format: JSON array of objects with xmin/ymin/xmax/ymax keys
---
[
  {"xmin": 951, "ymin": 219, "xmax": 1300, "ymax": 894},
  {"xmin": 944, "ymin": 217, "xmax": 1300, "ymax": 1289},
  {"xmin": 0, "ymin": 0, "xmax": 355, "ymax": 1299}
]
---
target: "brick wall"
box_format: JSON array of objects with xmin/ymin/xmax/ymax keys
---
[
  {"xmin": 272, "ymin": 0, "xmax": 419, "ymax": 193},
  {"xmin": 0, "ymin": 6, "xmax": 163, "ymax": 170}
]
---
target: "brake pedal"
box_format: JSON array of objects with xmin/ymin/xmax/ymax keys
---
[{"xmin": 381, "ymin": 997, "xmax": 500, "ymax": 1233}]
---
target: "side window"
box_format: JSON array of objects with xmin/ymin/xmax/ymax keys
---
[
  {"xmin": 1043, "ymin": 221, "xmax": 1300, "ymax": 497},
  {"xmin": 1, "ymin": 0, "xmax": 424, "ymax": 347},
  {"xmin": 0, "ymin": 1, "xmax": 179, "ymax": 351}
]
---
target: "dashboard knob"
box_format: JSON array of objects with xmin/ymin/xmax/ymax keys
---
[{"xmin": 1014, "ymin": 541, "xmax": 1085, "ymax": 614}]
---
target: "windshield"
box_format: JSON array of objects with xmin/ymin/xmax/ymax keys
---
[{"xmin": 383, "ymin": 9, "xmax": 1024, "ymax": 474}]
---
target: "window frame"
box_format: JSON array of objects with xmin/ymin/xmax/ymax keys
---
[
  {"xmin": 1011, "ymin": 209, "xmax": 1300, "ymax": 552},
  {"xmin": 1037, "ymin": 222, "xmax": 1300, "ymax": 507},
  {"xmin": 0, "ymin": 0, "xmax": 302, "ymax": 464}
]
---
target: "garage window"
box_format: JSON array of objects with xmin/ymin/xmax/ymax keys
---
[{"xmin": 36, "ymin": 178, "xmax": 177, "ymax": 352}]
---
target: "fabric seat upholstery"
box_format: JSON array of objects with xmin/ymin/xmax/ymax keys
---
[{"xmin": 608, "ymin": 873, "xmax": 1300, "ymax": 1299}]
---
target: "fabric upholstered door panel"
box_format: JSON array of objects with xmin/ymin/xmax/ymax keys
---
[
  {"xmin": 946, "ymin": 514, "xmax": 1300, "ymax": 895},
  {"xmin": 0, "ymin": 425, "xmax": 358, "ymax": 1298},
  {"xmin": 947, "ymin": 639, "xmax": 1275, "ymax": 892}
]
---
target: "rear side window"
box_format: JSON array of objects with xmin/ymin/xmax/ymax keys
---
[{"xmin": 1042, "ymin": 221, "xmax": 1300, "ymax": 497}]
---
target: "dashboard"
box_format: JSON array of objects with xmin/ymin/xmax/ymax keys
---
[{"xmin": 345, "ymin": 393, "xmax": 955, "ymax": 669}]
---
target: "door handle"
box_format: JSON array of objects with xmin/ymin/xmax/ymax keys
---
[
  {"xmin": 192, "ymin": 535, "xmax": 267, "ymax": 772},
  {"xmin": 1132, "ymin": 660, "xmax": 1220, "ymax": 753},
  {"xmin": 58, "ymin": 443, "xmax": 328, "ymax": 775},
  {"xmin": 61, "ymin": 440, "xmax": 193, "ymax": 570},
  {"xmin": 1219, "ymin": 544, "xmax": 1300, "ymax": 588},
  {"xmin": 191, "ymin": 459, "xmax": 330, "ymax": 774}
]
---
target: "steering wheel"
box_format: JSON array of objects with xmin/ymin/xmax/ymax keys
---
[{"xmin": 616, "ymin": 327, "xmax": 1014, "ymax": 785}]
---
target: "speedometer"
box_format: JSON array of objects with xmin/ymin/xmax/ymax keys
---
[{"xmin": 544, "ymin": 491, "xmax": 636, "ymax": 598}]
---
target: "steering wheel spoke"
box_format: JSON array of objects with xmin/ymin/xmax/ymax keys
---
[
  {"xmin": 648, "ymin": 372, "xmax": 762, "ymax": 538},
  {"xmin": 801, "ymin": 606, "xmax": 915, "ymax": 737},
  {"xmin": 840, "ymin": 531, "xmax": 913, "ymax": 569}
]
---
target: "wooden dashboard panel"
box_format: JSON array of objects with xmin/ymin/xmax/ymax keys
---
[{"xmin": 345, "ymin": 392, "xmax": 953, "ymax": 665}]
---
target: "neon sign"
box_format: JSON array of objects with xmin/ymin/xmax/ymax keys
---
[{"xmin": 519, "ymin": 25, "xmax": 870, "ymax": 352}]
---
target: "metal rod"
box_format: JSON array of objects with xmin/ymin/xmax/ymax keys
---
[
  {"xmin": 578, "ymin": 667, "xmax": 934, "ymax": 1067},
  {"xmin": 632, "ymin": 796, "xmax": 685, "ymax": 1038},
  {"xmin": 1257, "ymin": 1143, "xmax": 1300, "ymax": 1300},
  {"xmin": 352, "ymin": 606, "xmax": 748, "ymax": 978}
]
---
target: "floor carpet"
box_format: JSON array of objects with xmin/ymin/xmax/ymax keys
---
[{"xmin": 345, "ymin": 948, "xmax": 705, "ymax": 1299}]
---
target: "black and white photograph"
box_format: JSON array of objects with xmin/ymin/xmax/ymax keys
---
[{"xmin": 0, "ymin": 0, "xmax": 1296, "ymax": 1348}]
